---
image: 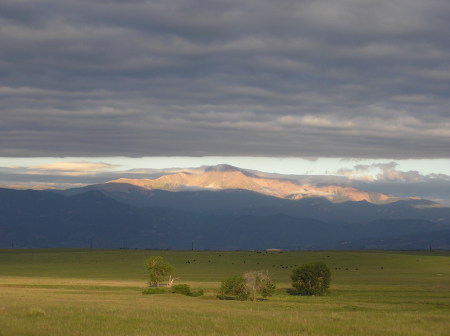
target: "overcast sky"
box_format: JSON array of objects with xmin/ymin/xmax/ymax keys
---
[
  {"xmin": 1, "ymin": 0, "xmax": 449, "ymax": 202},
  {"xmin": 1, "ymin": 0, "xmax": 449, "ymax": 158}
]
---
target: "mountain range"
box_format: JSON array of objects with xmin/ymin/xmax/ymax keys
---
[
  {"xmin": 1, "ymin": 164, "xmax": 449, "ymax": 250},
  {"xmin": 107, "ymin": 164, "xmax": 394, "ymax": 203}
]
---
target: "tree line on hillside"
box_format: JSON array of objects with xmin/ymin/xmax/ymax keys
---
[{"xmin": 143, "ymin": 256, "xmax": 331, "ymax": 301}]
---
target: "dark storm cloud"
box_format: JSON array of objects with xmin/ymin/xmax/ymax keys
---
[{"xmin": 1, "ymin": 0, "xmax": 449, "ymax": 157}]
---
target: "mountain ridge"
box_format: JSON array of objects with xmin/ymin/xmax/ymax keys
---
[
  {"xmin": 56, "ymin": 182, "xmax": 449, "ymax": 224},
  {"xmin": 3, "ymin": 164, "xmax": 449, "ymax": 250},
  {"xmin": 106, "ymin": 165, "xmax": 395, "ymax": 204},
  {"xmin": 2, "ymin": 187, "xmax": 450, "ymax": 249}
]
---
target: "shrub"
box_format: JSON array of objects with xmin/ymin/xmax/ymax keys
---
[
  {"xmin": 170, "ymin": 284, "xmax": 204, "ymax": 297},
  {"xmin": 171, "ymin": 284, "xmax": 192, "ymax": 296},
  {"xmin": 290, "ymin": 262, "xmax": 331, "ymax": 296},
  {"xmin": 190, "ymin": 289, "xmax": 204, "ymax": 297},
  {"xmin": 142, "ymin": 287, "xmax": 168, "ymax": 295},
  {"xmin": 259, "ymin": 279, "xmax": 276, "ymax": 298},
  {"xmin": 218, "ymin": 275, "xmax": 250, "ymax": 301}
]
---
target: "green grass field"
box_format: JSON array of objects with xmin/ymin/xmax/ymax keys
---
[{"xmin": 0, "ymin": 249, "xmax": 449, "ymax": 335}]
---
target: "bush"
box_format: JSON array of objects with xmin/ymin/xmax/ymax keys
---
[
  {"xmin": 171, "ymin": 284, "xmax": 192, "ymax": 296},
  {"xmin": 170, "ymin": 284, "xmax": 204, "ymax": 297},
  {"xmin": 190, "ymin": 289, "xmax": 204, "ymax": 297},
  {"xmin": 218, "ymin": 275, "xmax": 250, "ymax": 301},
  {"xmin": 142, "ymin": 287, "xmax": 168, "ymax": 295},
  {"xmin": 290, "ymin": 262, "xmax": 331, "ymax": 296},
  {"xmin": 170, "ymin": 284, "xmax": 192, "ymax": 296},
  {"xmin": 259, "ymin": 279, "xmax": 276, "ymax": 298}
]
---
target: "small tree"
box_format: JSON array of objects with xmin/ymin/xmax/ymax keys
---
[
  {"xmin": 290, "ymin": 262, "xmax": 331, "ymax": 296},
  {"xmin": 145, "ymin": 256, "xmax": 174, "ymax": 287},
  {"xmin": 218, "ymin": 275, "xmax": 250, "ymax": 301},
  {"xmin": 243, "ymin": 271, "xmax": 276, "ymax": 301}
]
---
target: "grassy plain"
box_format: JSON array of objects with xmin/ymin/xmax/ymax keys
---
[{"xmin": 0, "ymin": 249, "xmax": 449, "ymax": 335}]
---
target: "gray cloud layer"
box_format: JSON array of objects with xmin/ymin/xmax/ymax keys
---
[{"xmin": 1, "ymin": 0, "xmax": 449, "ymax": 157}]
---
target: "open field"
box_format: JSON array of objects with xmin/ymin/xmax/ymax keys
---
[{"xmin": 0, "ymin": 249, "xmax": 449, "ymax": 335}]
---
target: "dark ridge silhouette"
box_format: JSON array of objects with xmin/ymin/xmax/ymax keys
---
[{"xmin": 1, "ymin": 187, "xmax": 450, "ymax": 249}]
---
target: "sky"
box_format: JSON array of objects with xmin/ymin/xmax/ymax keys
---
[{"xmin": 0, "ymin": 1, "xmax": 449, "ymax": 202}]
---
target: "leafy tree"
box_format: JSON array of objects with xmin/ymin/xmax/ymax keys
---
[
  {"xmin": 145, "ymin": 256, "xmax": 174, "ymax": 287},
  {"xmin": 243, "ymin": 270, "xmax": 276, "ymax": 301},
  {"xmin": 218, "ymin": 275, "xmax": 250, "ymax": 300},
  {"xmin": 290, "ymin": 262, "xmax": 331, "ymax": 296}
]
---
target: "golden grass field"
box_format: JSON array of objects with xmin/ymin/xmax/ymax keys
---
[{"xmin": 0, "ymin": 249, "xmax": 449, "ymax": 335}]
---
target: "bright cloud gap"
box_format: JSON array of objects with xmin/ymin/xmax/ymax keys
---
[{"xmin": 1, "ymin": 156, "xmax": 450, "ymax": 206}]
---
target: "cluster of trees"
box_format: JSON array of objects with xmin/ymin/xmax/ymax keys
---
[
  {"xmin": 218, "ymin": 270, "xmax": 276, "ymax": 301},
  {"xmin": 144, "ymin": 256, "xmax": 331, "ymax": 301}
]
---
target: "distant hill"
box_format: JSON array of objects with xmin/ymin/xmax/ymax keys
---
[
  {"xmin": 0, "ymin": 188, "xmax": 143, "ymax": 248},
  {"xmin": 1, "ymin": 187, "xmax": 450, "ymax": 249},
  {"xmin": 336, "ymin": 229, "xmax": 450, "ymax": 250}
]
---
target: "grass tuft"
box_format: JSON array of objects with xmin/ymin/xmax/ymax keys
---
[{"xmin": 28, "ymin": 307, "xmax": 46, "ymax": 317}]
